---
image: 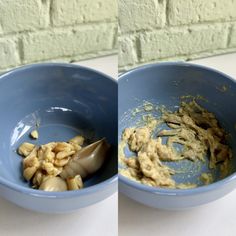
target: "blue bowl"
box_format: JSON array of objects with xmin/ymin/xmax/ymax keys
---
[
  {"xmin": 0, "ymin": 63, "xmax": 117, "ymax": 213},
  {"xmin": 119, "ymin": 62, "xmax": 236, "ymax": 210}
]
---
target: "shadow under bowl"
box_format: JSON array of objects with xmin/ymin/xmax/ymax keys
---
[
  {"xmin": 0, "ymin": 63, "xmax": 117, "ymax": 213},
  {"xmin": 118, "ymin": 62, "xmax": 236, "ymax": 210}
]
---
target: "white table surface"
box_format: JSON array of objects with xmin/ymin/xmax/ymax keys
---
[
  {"xmin": 0, "ymin": 55, "xmax": 118, "ymax": 236},
  {"xmin": 119, "ymin": 53, "xmax": 236, "ymax": 236}
]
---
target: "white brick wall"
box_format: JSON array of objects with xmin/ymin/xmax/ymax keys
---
[
  {"xmin": 229, "ymin": 24, "xmax": 236, "ymax": 47},
  {"xmin": 0, "ymin": 38, "xmax": 20, "ymax": 68},
  {"xmin": 168, "ymin": 0, "xmax": 236, "ymax": 25},
  {"xmin": 0, "ymin": 0, "xmax": 50, "ymax": 34},
  {"xmin": 0, "ymin": 0, "xmax": 117, "ymax": 72},
  {"xmin": 51, "ymin": 0, "xmax": 117, "ymax": 26},
  {"xmin": 119, "ymin": 0, "xmax": 236, "ymax": 71},
  {"xmin": 22, "ymin": 23, "xmax": 116, "ymax": 62},
  {"xmin": 1, "ymin": 0, "xmax": 236, "ymax": 73},
  {"xmin": 119, "ymin": 0, "xmax": 166, "ymax": 33}
]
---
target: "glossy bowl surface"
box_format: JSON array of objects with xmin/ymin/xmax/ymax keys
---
[{"xmin": 0, "ymin": 63, "xmax": 117, "ymax": 213}]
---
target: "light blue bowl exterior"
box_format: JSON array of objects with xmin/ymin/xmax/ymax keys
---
[
  {"xmin": 119, "ymin": 62, "xmax": 236, "ymax": 210},
  {"xmin": 0, "ymin": 63, "xmax": 117, "ymax": 213}
]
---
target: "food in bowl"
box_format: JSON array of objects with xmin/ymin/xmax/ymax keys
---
[
  {"xmin": 30, "ymin": 130, "xmax": 39, "ymax": 139},
  {"xmin": 118, "ymin": 62, "xmax": 236, "ymax": 209},
  {"xmin": 119, "ymin": 99, "xmax": 232, "ymax": 189},
  {"xmin": 0, "ymin": 63, "xmax": 117, "ymax": 213},
  {"xmin": 18, "ymin": 135, "xmax": 110, "ymax": 191}
]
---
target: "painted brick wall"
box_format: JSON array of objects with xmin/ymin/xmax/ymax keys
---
[
  {"xmin": 0, "ymin": 0, "xmax": 117, "ymax": 73},
  {"xmin": 119, "ymin": 0, "xmax": 236, "ymax": 71}
]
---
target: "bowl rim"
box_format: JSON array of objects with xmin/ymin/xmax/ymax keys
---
[
  {"xmin": 119, "ymin": 61, "xmax": 236, "ymax": 85},
  {"xmin": 118, "ymin": 61, "xmax": 236, "ymax": 196},
  {"xmin": 0, "ymin": 62, "xmax": 118, "ymax": 84},
  {"xmin": 0, "ymin": 62, "xmax": 118, "ymax": 198}
]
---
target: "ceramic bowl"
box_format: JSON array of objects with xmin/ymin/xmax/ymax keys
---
[
  {"xmin": 119, "ymin": 62, "xmax": 236, "ymax": 210},
  {"xmin": 0, "ymin": 63, "xmax": 117, "ymax": 213}
]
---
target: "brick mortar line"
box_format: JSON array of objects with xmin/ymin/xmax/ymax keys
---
[
  {"xmin": 135, "ymin": 36, "xmax": 141, "ymax": 61},
  {"xmin": 0, "ymin": 21, "xmax": 3, "ymax": 34},
  {"xmin": 227, "ymin": 23, "xmax": 233, "ymax": 47},
  {"xmin": 0, "ymin": 20, "xmax": 117, "ymax": 39},
  {"xmin": 120, "ymin": 19, "xmax": 236, "ymax": 37},
  {"xmin": 165, "ymin": 0, "xmax": 170, "ymax": 26},
  {"xmin": 48, "ymin": 0, "xmax": 53, "ymax": 27},
  {"xmin": 17, "ymin": 38, "xmax": 24, "ymax": 63},
  {"xmin": 112, "ymin": 27, "xmax": 118, "ymax": 49}
]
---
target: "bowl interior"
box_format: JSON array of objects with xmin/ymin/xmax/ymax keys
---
[
  {"xmin": 0, "ymin": 64, "xmax": 117, "ymax": 189},
  {"xmin": 119, "ymin": 63, "xmax": 236, "ymax": 187}
]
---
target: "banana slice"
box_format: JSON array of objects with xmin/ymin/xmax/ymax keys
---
[{"xmin": 39, "ymin": 176, "xmax": 67, "ymax": 192}]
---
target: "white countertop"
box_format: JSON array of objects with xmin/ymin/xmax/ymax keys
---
[
  {"xmin": 0, "ymin": 55, "xmax": 118, "ymax": 236},
  {"xmin": 119, "ymin": 53, "xmax": 236, "ymax": 236}
]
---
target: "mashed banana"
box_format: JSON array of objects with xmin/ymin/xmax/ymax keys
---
[
  {"xmin": 18, "ymin": 135, "xmax": 109, "ymax": 191},
  {"xmin": 119, "ymin": 100, "xmax": 232, "ymax": 189}
]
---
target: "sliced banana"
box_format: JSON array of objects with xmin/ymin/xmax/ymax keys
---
[{"xmin": 39, "ymin": 176, "xmax": 67, "ymax": 192}]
